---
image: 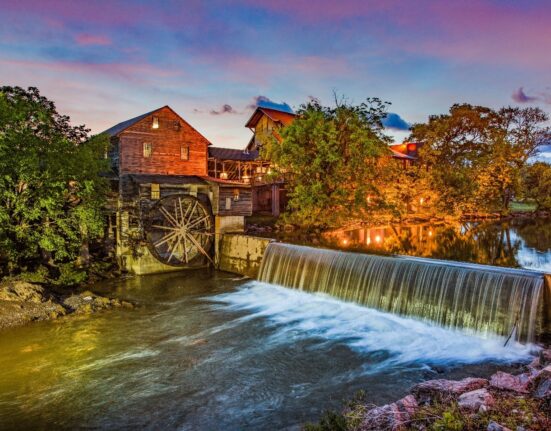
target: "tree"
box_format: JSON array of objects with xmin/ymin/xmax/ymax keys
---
[
  {"xmin": 261, "ymin": 97, "xmax": 392, "ymax": 227},
  {"xmin": 521, "ymin": 162, "xmax": 551, "ymax": 210},
  {"xmin": 410, "ymin": 104, "xmax": 550, "ymax": 215},
  {"xmin": 0, "ymin": 86, "xmax": 109, "ymax": 284}
]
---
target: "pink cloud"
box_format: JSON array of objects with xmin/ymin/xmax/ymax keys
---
[
  {"xmin": 75, "ymin": 33, "xmax": 111, "ymax": 46},
  {"xmin": 246, "ymin": 0, "xmax": 551, "ymax": 69},
  {"xmin": 0, "ymin": 57, "xmax": 182, "ymax": 85}
]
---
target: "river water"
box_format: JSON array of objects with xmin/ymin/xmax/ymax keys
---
[
  {"xmin": 0, "ymin": 271, "xmax": 536, "ymax": 430},
  {"xmin": 319, "ymin": 217, "xmax": 551, "ymax": 272}
]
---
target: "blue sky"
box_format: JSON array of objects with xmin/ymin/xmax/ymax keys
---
[{"xmin": 1, "ymin": 0, "xmax": 550, "ymax": 149}]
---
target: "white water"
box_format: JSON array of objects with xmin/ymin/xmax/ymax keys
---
[
  {"xmin": 258, "ymin": 243, "xmax": 545, "ymax": 342},
  {"xmin": 212, "ymin": 281, "xmax": 536, "ymax": 367}
]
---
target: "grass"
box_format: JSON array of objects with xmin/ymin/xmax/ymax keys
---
[{"xmin": 509, "ymin": 201, "xmax": 537, "ymax": 213}]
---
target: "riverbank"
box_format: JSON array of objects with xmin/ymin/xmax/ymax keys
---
[
  {"xmin": 306, "ymin": 349, "xmax": 551, "ymax": 431},
  {"xmin": 0, "ymin": 280, "xmax": 133, "ymax": 331}
]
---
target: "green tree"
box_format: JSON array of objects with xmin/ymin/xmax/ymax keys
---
[
  {"xmin": 521, "ymin": 162, "xmax": 551, "ymax": 210},
  {"xmin": 410, "ymin": 104, "xmax": 550, "ymax": 215},
  {"xmin": 0, "ymin": 86, "xmax": 109, "ymax": 284},
  {"xmin": 262, "ymin": 97, "xmax": 392, "ymax": 227}
]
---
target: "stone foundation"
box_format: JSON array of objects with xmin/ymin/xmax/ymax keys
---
[{"xmin": 218, "ymin": 234, "xmax": 273, "ymax": 278}]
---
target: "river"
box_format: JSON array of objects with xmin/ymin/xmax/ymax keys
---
[
  {"xmin": 315, "ymin": 217, "xmax": 551, "ymax": 271},
  {"xmin": 0, "ymin": 270, "xmax": 537, "ymax": 430}
]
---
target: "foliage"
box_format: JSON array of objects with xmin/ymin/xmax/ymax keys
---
[
  {"xmin": 261, "ymin": 96, "xmax": 393, "ymax": 227},
  {"xmin": 303, "ymin": 391, "xmax": 368, "ymax": 431},
  {"xmin": 0, "ymin": 86, "xmax": 109, "ymax": 285},
  {"xmin": 413, "ymin": 396, "xmax": 551, "ymax": 431},
  {"xmin": 410, "ymin": 104, "xmax": 550, "ymax": 216},
  {"xmin": 521, "ymin": 162, "xmax": 551, "ymax": 210},
  {"xmin": 303, "ymin": 410, "xmax": 348, "ymax": 431}
]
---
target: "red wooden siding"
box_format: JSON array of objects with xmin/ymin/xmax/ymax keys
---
[{"xmin": 119, "ymin": 107, "xmax": 209, "ymax": 176}]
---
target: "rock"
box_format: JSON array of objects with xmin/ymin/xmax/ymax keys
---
[
  {"xmin": 490, "ymin": 371, "xmax": 530, "ymax": 394},
  {"xmin": 458, "ymin": 388, "xmax": 494, "ymax": 412},
  {"xmin": 0, "ymin": 281, "xmax": 46, "ymax": 303},
  {"xmin": 93, "ymin": 296, "xmax": 111, "ymax": 307},
  {"xmin": 411, "ymin": 377, "xmax": 488, "ymax": 404},
  {"xmin": 359, "ymin": 395, "xmax": 418, "ymax": 431},
  {"xmin": 540, "ymin": 349, "xmax": 551, "ymax": 367},
  {"xmin": 83, "ymin": 296, "xmax": 93, "ymax": 301},
  {"xmin": 487, "ymin": 421, "xmax": 512, "ymax": 431},
  {"xmin": 529, "ymin": 365, "xmax": 551, "ymax": 399},
  {"xmin": 527, "ymin": 356, "xmax": 541, "ymax": 374},
  {"xmin": 79, "ymin": 303, "xmax": 92, "ymax": 314},
  {"xmin": 121, "ymin": 301, "xmax": 134, "ymax": 309}
]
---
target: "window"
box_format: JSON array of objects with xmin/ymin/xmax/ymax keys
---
[
  {"xmin": 143, "ymin": 142, "xmax": 152, "ymax": 158},
  {"xmin": 173, "ymin": 120, "xmax": 181, "ymax": 131},
  {"xmin": 180, "ymin": 145, "xmax": 189, "ymax": 161},
  {"xmin": 225, "ymin": 197, "xmax": 231, "ymax": 210},
  {"xmin": 152, "ymin": 116, "xmax": 159, "ymax": 129},
  {"xmin": 151, "ymin": 183, "xmax": 160, "ymax": 200}
]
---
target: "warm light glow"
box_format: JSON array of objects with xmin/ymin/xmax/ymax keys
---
[
  {"xmin": 366, "ymin": 237, "xmax": 371, "ymax": 245},
  {"xmin": 428, "ymin": 230, "xmax": 433, "ymax": 237},
  {"xmin": 419, "ymin": 197, "xmax": 424, "ymax": 205},
  {"xmin": 342, "ymin": 238, "xmax": 349, "ymax": 246},
  {"xmin": 242, "ymin": 175, "xmax": 251, "ymax": 183},
  {"xmin": 375, "ymin": 235, "xmax": 382, "ymax": 243},
  {"xmin": 407, "ymin": 143, "xmax": 417, "ymax": 152},
  {"xmin": 220, "ymin": 172, "xmax": 228, "ymax": 179},
  {"xmin": 152, "ymin": 116, "xmax": 159, "ymax": 129}
]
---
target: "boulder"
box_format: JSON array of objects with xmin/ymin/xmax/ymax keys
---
[
  {"xmin": 487, "ymin": 421, "xmax": 512, "ymax": 431},
  {"xmin": 458, "ymin": 388, "xmax": 494, "ymax": 412},
  {"xmin": 490, "ymin": 371, "xmax": 530, "ymax": 394},
  {"xmin": 526, "ymin": 357, "xmax": 542, "ymax": 378},
  {"xmin": 540, "ymin": 349, "xmax": 551, "ymax": 367},
  {"xmin": 359, "ymin": 395, "xmax": 418, "ymax": 431},
  {"xmin": 0, "ymin": 281, "xmax": 46, "ymax": 303},
  {"xmin": 411, "ymin": 377, "xmax": 488, "ymax": 404},
  {"xmin": 529, "ymin": 365, "xmax": 551, "ymax": 399}
]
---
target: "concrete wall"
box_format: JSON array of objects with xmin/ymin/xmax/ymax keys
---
[
  {"xmin": 121, "ymin": 245, "xmax": 198, "ymax": 276},
  {"xmin": 218, "ymin": 234, "xmax": 273, "ymax": 278}
]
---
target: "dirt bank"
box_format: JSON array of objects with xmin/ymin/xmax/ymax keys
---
[{"xmin": 0, "ymin": 280, "xmax": 133, "ymax": 331}]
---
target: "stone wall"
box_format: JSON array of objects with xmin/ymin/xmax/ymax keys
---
[{"xmin": 218, "ymin": 234, "xmax": 273, "ymax": 278}]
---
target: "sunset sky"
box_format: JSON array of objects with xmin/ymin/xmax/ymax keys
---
[{"xmin": 1, "ymin": 0, "xmax": 550, "ymax": 149}]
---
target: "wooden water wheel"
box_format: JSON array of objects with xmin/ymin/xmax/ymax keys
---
[{"xmin": 145, "ymin": 194, "xmax": 214, "ymax": 267}]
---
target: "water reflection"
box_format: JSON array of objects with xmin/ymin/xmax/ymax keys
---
[{"xmin": 323, "ymin": 218, "xmax": 551, "ymax": 271}]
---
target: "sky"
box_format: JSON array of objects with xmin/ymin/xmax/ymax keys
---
[{"xmin": 1, "ymin": 0, "xmax": 551, "ymax": 150}]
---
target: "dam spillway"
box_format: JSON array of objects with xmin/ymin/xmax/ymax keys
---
[{"xmin": 258, "ymin": 242, "xmax": 548, "ymax": 343}]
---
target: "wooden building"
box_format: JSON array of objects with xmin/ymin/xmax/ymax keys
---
[
  {"xmin": 244, "ymin": 104, "xmax": 296, "ymax": 151},
  {"xmin": 104, "ymin": 106, "xmax": 252, "ymax": 274},
  {"xmin": 205, "ymin": 102, "xmax": 424, "ymax": 217}
]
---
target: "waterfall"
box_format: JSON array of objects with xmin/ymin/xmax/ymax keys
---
[{"xmin": 258, "ymin": 243, "xmax": 546, "ymax": 343}]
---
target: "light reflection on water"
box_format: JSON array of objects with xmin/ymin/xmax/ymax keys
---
[
  {"xmin": 0, "ymin": 272, "xmax": 536, "ymax": 430},
  {"xmin": 322, "ymin": 218, "xmax": 551, "ymax": 271}
]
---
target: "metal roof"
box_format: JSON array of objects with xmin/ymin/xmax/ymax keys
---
[
  {"xmin": 208, "ymin": 147, "xmax": 260, "ymax": 161},
  {"xmin": 101, "ymin": 106, "xmax": 212, "ymax": 146},
  {"xmin": 244, "ymin": 106, "xmax": 296, "ymax": 129},
  {"xmin": 390, "ymin": 149, "xmax": 416, "ymax": 160},
  {"xmin": 102, "ymin": 107, "xmax": 164, "ymax": 137}
]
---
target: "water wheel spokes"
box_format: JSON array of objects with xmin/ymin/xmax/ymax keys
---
[{"xmin": 146, "ymin": 195, "xmax": 214, "ymax": 266}]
